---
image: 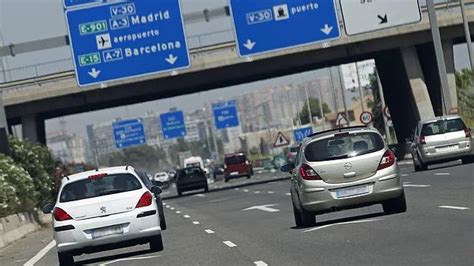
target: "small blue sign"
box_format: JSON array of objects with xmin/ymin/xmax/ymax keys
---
[
  {"xmin": 113, "ymin": 118, "xmax": 147, "ymax": 149},
  {"xmin": 160, "ymin": 111, "xmax": 186, "ymax": 139},
  {"xmin": 65, "ymin": 0, "xmax": 190, "ymax": 86},
  {"xmin": 212, "ymin": 100, "xmax": 240, "ymax": 129},
  {"xmin": 64, "ymin": 0, "xmax": 102, "ymax": 9},
  {"xmin": 293, "ymin": 127, "xmax": 313, "ymax": 142},
  {"xmin": 229, "ymin": 0, "xmax": 341, "ymax": 57}
]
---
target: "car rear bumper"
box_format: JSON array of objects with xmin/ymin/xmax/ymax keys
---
[
  {"xmin": 54, "ymin": 207, "xmax": 161, "ymax": 253},
  {"xmin": 177, "ymin": 182, "xmax": 207, "ymax": 191},
  {"xmin": 225, "ymin": 172, "xmax": 250, "ymax": 179},
  {"xmin": 420, "ymin": 146, "xmax": 472, "ymax": 164},
  {"xmin": 299, "ymin": 168, "xmax": 403, "ymax": 213}
]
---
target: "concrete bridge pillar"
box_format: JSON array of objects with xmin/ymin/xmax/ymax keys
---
[
  {"xmin": 21, "ymin": 115, "xmax": 46, "ymax": 144},
  {"xmin": 442, "ymin": 39, "xmax": 458, "ymax": 114}
]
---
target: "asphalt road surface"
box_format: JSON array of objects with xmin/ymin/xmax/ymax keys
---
[{"xmin": 1, "ymin": 161, "xmax": 472, "ymax": 266}]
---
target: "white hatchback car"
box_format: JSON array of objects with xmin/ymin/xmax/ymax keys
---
[{"xmin": 43, "ymin": 166, "xmax": 165, "ymax": 265}]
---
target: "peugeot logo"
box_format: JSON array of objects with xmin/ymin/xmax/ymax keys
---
[
  {"xmin": 100, "ymin": 206, "xmax": 107, "ymax": 214},
  {"xmin": 344, "ymin": 162, "xmax": 352, "ymax": 170}
]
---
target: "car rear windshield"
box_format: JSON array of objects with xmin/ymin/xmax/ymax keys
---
[
  {"xmin": 59, "ymin": 173, "xmax": 142, "ymax": 203},
  {"xmin": 304, "ymin": 132, "xmax": 385, "ymax": 162},
  {"xmin": 225, "ymin": 155, "xmax": 246, "ymax": 164},
  {"xmin": 422, "ymin": 119, "xmax": 466, "ymax": 136},
  {"xmin": 179, "ymin": 167, "xmax": 203, "ymax": 177}
]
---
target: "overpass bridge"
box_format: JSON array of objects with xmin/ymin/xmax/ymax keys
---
[{"xmin": 0, "ymin": 1, "xmax": 473, "ymax": 145}]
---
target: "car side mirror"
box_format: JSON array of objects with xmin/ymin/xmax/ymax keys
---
[
  {"xmin": 151, "ymin": 186, "xmax": 162, "ymax": 195},
  {"xmin": 154, "ymin": 181, "xmax": 163, "ymax": 187},
  {"xmin": 281, "ymin": 163, "xmax": 295, "ymax": 173},
  {"xmin": 42, "ymin": 203, "xmax": 54, "ymax": 214}
]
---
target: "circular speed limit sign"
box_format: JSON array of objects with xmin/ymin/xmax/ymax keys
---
[
  {"xmin": 360, "ymin": 111, "xmax": 374, "ymax": 125},
  {"xmin": 383, "ymin": 106, "xmax": 391, "ymax": 119}
]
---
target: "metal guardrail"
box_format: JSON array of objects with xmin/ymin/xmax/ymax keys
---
[{"xmin": 0, "ymin": 0, "xmax": 472, "ymax": 85}]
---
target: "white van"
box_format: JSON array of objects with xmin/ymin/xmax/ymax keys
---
[{"xmin": 183, "ymin": 156, "xmax": 209, "ymax": 174}]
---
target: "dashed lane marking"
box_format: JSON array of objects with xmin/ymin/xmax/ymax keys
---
[
  {"xmin": 176, "ymin": 211, "xmax": 181, "ymax": 214},
  {"xmin": 285, "ymin": 193, "xmax": 291, "ymax": 196},
  {"xmin": 193, "ymin": 194, "xmax": 206, "ymax": 197},
  {"xmin": 205, "ymin": 229, "xmax": 215, "ymax": 234},
  {"xmin": 303, "ymin": 218, "xmax": 382, "ymax": 233},
  {"xmin": 243, "ymin": 189, "xmax": 249, "ymax": 192},
  {"xmin": 254, "ymin": 191, "xmax": 261, "ymax": 194},
  {"xmin": 434, "ymin": 173, "xmax": 450, "ymax": 176},
  {"xmin": 166, "ymin": 205, "xmax": 170, "ymax": 208},
  {"xmin": 170, "ymin": 207, "xmax": 175, "ymax": 210},
  {"xmin": 254, "ymin": 261, "xmax": 268, "ymax": 266},
  {"xmin": 401, "ymin": 174, "xmax": 408, "ymax": 177},
  {"xmin": 183, "ymin": 215, "xmax": 190, "ymax": 218},
  {"xmin": 223, "ymin": 241, "xmax": 237, "ymax": 247},
  {"xmin": 24, "ymin": 240, "xmax": 56, "ymax": 266},
  {"xmin": 403, "ymin": 184, "xmax": 431, "ymax": 188},
  {"xmin": 439, "ymin": 205, "xmax": 470, "ymax": 210},
  {"xmin": 267, "ymin": 191, "xmax": 275, "ymax": 194},
  {"xmin": 193, "ymin": 221, "xmax": 200, "ymax": 225}
]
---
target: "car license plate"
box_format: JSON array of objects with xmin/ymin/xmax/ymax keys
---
[
  {"xmin": 436, "ymin": 145, "xmax": 458, "ymax": 153},
  {"xmin": 230, "ymin": 172, "xmax": 239, "ymax": 176},
  {"xmin": 336, "ymin": 185, "xmax": 369, "ymax": 198},
  {"xmin": 92, "ymin": 225, "xmax": 123, "ymax": 239}
]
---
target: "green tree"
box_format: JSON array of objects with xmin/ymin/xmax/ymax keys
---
[
  {"xmin": 99, "ymin": 145, "xmax": 168, "ymax": 172},
  {"xmin": 297, "ymin": 97, "xmax": 331, "ymax": 125},
  {"xmin": 456, "ymin": 69, "xmax": 474, "ymax": 127},
  {"xmin": 366, "ymin": 70, "xmax": 386, "ymax": 136}
]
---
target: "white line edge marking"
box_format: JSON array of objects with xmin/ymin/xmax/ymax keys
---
[
  {"xmin": 223, "ymin": 241, "xmax": 237, "ymax": 247},
  {"xmin": 205, "ymin": 229, "xmax": 215, "ymax": 234},
  {"xmin": 99, "ymin": 255, "xmax": 161, "ymax": 265},
  {"xmin": 303, "ymin": 219, "xmax": 381, "ymax": 233},
  {"xmin": 193, "ymin": 221, "xmax": 200, "ymax": 225},
  {"xmin": 183, "ymin": 215, "xmax": 190, "ymax": 218},
  {"xmin": 285, "ymin": 193, "xmax": 291, "ymax": 196},
  {"xmin": 434, "ymin": 173, "xmax": 450, "ymax": 176},
  {"xmin": 439, "ymin": 205, "xmax": 470, "ymax": 210},
  {"xmin": 24, "ymin": 240, "xmax": 56, "ymax": 266},
  {"xmin": 403, "ymin": 184, "xmax": 431, "ymax": 188},
  {"xmin": 254, "ymin": 261, "xmax": 268, "ymax": 266}
]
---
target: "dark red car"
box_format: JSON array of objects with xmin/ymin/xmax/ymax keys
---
[{"xmin": 223, "ymin": 153, "xmax": 253, "ymax": 182}]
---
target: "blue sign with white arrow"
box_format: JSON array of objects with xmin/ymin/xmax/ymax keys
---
[
  {"xmin": 113, "ymin": 118, "xmax": 147, "ymax": 149},
  {"xmin": 212, "ymin": 100, "xmax": 240, "ymax": 129},
  {"xmin": 65, "ymin": 0, "xmax": 190, "ymax": 86},
  {"xmin": 229, "ymin": 0, "xmax": 341, "ymax": 57},
  {"xmin": 63, "ymin": 0, "xmax": 102, "ymax": 9},
  {"xmin": 293, "ymin": 126, "xmax": 313, "ymax": 142},
  {"xmin": 160, "ymin": 111, "xmax": 186, "ymax": 139}
]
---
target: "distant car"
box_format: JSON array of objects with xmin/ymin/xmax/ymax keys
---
[
  {"xmin": 42, "ymin": 166, "xmax": 165, "ymax": 265},
  {"xmin": 223, "ymin": 153, "xmax": 253, "ymax": 182},
  {"xmin": 154, "ymin": 172, "xmax": 170, "ymax": 188},
  {"xmin": 287, "ymin": 145, "xmax": 299, "ymax": 163},
  {"xmin": 175, "ymin": 167, "xmax": 209, "ymax": 196},
  {"xmin": 282, "ymin": 126, "xmax": 406, "ymax": 228},
  {"xmin": 213, "ymin": 163, "xmax": 225, "ymax": 181},
  {"xmin": 411, "ymin": 115, "xmax": 472, "ymax": 171}
]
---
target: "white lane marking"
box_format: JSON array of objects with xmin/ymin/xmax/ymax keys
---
[
  {"xmin": 223, "ymin": 241, "xmax": 237, "ymax": 247},
  {"xmin": 170, "ymin": 207, "xmax": 175, "ymax": 210},
  {"xmin": 254, "ymin": 261, "xmax": 268, "ymax": 266},
  {"xmin": 243, "ymin": 204, "xmax": 280, "ymax": 213},
  {"xmin": 235, "ymin": 188, "xmax": 240, "ymax": 191},
  {"xmin": 285, "ymin": 193, "xmax": 291, "ymax": 196},
  {"xmin": 183, "ymin": 215, "xmax": 191, "ymax": 218},
  {"xmin": 401, "ymin": 174, "xmax": 408, "ymax": 177},
  {"xmin": 193, "ymin": 221, "xmax": 200, "ymax": 225},
  {"xmin": 205, "ymin": 229, "xmax": 215, "ymax": 234},
  {"xmin": 303, "ymin": 219, "xmax": 381, "ymax": 233},
  {"xmin": 209, "ymin": 198, "xmax": 229, "ymax": 203},
  {"xmin": 24, "ymin": 240, "xmax": 56, "ymax": 266},
  {"xmin": 403, "ymin": 184, "xmax": 431, "ymax": 188},
  {"xmin": 439, "ymin": 205, "xmax": 470, "ymax": 210},
  {"xmin": 434, "ymin": 173, "xmax": 450, "ymax": 176},
  {"xmin": 176, "ymin": 211, "xmax": 181, "ymax": 214},
  {"xmin": 98, "ymin": 255, "xmax": 161, "ymax": 265},
  {"xmin": 243, "ymin": 189, "xmax": 249, "ymax": 192},
  {"xmin": 166, "ymin": 205, "xmax": 170, "ymax": 208},
  {"xmin": 193, "ymin": 194, "xmax": 206, "ymax": 197},
  {"xmin": 254, "ymin": 191, "xmax": 261, "ymax": 194},
  {"xmin": 267, "ymin": 191, "xmax": 275, "ymax": 194}
]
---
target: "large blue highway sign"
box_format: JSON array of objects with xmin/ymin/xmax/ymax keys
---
[
  {"xmin": 229, "ymin": 0, "xmax": 341, "ymax": 57},
  {"xmin": 212, "ymin": 100, "xmax": 240, "ymax": 129},
  {"xmin": 293, "ymin": 126, "xmax": 313, "ymax": 142},
  {"xmin": 65, "ymin": 0, "xmax": 190, "ymax": 86},
  {"xmin": 113, "ymin": 118, "xmax": 147, "ymax": 149},
  {"xmin": 64, "ymin": 0, "xmax": 102, "ymax": 9},
  {"xmin": 160, "ymin": 111, "xmax": 186, "ymax": 139}
]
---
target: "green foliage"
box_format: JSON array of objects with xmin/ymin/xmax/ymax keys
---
[
  {"xmin": 8, "ymin": 136, "xmax": 58, "ymax": 208},
  {"xmin": 0, "ymin": 154, "xmax": 36, "ymax": 217},
  {"xmin": 366, "ymin": 71, "xmax": 386, "ymax": 136},
  {"xmin": 297, "ymin": 97, "xmax": 331, "ymax": 125},
  {"xmin": 455, "ymin": 69, "xmax": 474, "ymax": 128},
  {"xmin": 99, "ymin": 145, "xmax": 168, "ymax": 173}
]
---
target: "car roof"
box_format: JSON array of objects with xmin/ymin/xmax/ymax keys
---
[
  {"xmin": 63, "ymin": 166, "xmax": 136, "ymax": 184},
  {"xmin": 419, "ymin": 115, "xmax": 463, "ymax": 125}
]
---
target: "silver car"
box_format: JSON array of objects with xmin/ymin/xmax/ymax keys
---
[
  {"xmin": 281, "ymin": 126, "xmax": 406, "ymax": 228},
  {"xmin": 411, "ymin": 115, "xmax": 472, "ymax": 171}
]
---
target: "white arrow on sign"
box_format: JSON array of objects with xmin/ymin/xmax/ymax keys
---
[
  {"xmin": 243, "ymin": 204, "xmax": 280, "ymax": 213},
  {"xmin": 320, "ymin": 24, "xmax": 333, "ymax": 35},
  {"xmin": 165, "ymin": 54, "xmax": 178, "ymax": 65},
  {"xmin": 243, "ymin": 39, "xmax": 256, "ymax": 50},
  {"xmin": 88, "ymin": 68, "xmax": 101, "ymax": 79}
]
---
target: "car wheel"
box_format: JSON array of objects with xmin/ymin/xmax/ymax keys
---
[
  {"xmin": 157, "ymin": 199, "xmax": 167, "ymax": 230},
  {"xmin": 224, "ymin": 178, "xmax": 229, "ymax": 183},
  {"xmin": 149, "ymin": 235, "xmax": 164, "ymax": 252},
  {"xmin": 413, "ymin": 156, "xmax": 421, "ymax": 172},
  {"xmin": 300, "ymin": 207, "xmax": 316, "ymax": 228},
  {"xmin": 461, "ymin": 157, "xmax": 472, "ymax": 164},
  {"xmin": 292, "ymin": 201, "xmax": 303, "ymax": 227},
  {"xmin": 416, "ymin": 153, "xmax": 428, "ymax": 171},
  {"xmin": 382, "ymin": 191, "xmax": 407, "ymax": 214},
  {"xmin": 204, "ymin": 185, "xmax": 209, "ymax": 192},
  {"xmin": 247, "ymin": 175, "xmax": 251, "ymax": 179},
  {"xmin": 177, "ymin": 188, "xmax": 182, "ymax": 196},
  {"xmin": 58, "ymin": 252, "xmax": 74, "ymax": 266}
]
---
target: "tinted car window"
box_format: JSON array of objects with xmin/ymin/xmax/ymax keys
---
[
  {"xmin": 178, "ymin": 167, "xmax": 204, "ymax": 178},
  {"xmin": 305, "ymin": 132, "xmax": 384, "ymax": 162},
  {"xmin": 225, "ymin": 155, "xmax": 246, "ymax": 164},
  {"xmin": 136, "ymin": 171, "xmax": 153, "ymax": 189},
  {"xmin": 60, "ymin": 174, "xmax": 142, "ymax": 202},
  {"xmin": 422, "ymin": 119, "xmax": 466, "ymax": 136}
]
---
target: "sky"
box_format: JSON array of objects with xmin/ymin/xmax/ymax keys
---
[{"xmin": 0, "ymin": 0, "xmax": 472, "ymax": 139}]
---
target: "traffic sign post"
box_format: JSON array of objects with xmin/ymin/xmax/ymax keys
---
[
  {"xmin": 229, "ymin": 0, "xmax": 340, "ymax": 57},
  {"xmin": 360, "ymin": 111, "xmax": 373, "ymax": 125},
  {"xmin": 212, "ymin": 100, "xmax": 240, "ymax": 129},
  {"xmin": 340, "ymin": 0, "xmax": 421, "ymax": 36},
  {"xmin": 293, "ymin": 127, "xmax": 313, "ymax": 143},
  {"xmin": 160, "ymin": 111, "xmax": 186, "ymax": 139},
  {"xmin": 65, "ymin": 0, "xmax": 190, "ymax": 86},
  {"xmin": 113, "ymin": 118, "xmax": 146, "ymax": 149},
  {"xmin": 273, "ymin": 131, "xmax": 290, "ymax": 148}
]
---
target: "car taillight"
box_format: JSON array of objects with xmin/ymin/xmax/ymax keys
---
[
  {"xmin": 136, "ymin": 192, "xmax": 153, "ymax": 208},
  {"xmin": 465, "ymin": 128, "xmax": 472, "ymax": 138},
  {"xmin": 88, "ymin": 173, "xmax": 107, "ymax": 180},
  {"xmin": 245, "ymin": 160, "xmax": 250, "ymax": 165},
  {"xmin": 53, "ymin": 207, "xmax": 72, "ymax": 221},
  {"xmin": 377, "ymin": 150, "xmax": 395, "ymax": 170},
  {"xmin": 299, "ymin": 164, "xmax": 321, "ymax": 180},
  {"xmin": 420, "ymin": 135, "xmax": 426, "ymax": 145},
  {"xmin": 224, "ymin": 164, "xmax": 227, "ymax": 169}
]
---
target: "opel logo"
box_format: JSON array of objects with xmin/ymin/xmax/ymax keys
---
[
  {"xmin": 100, "ymin": 206, "xmax": 107, "ymax": 214},
  {"xmin": 344, "ymin": 162, "xmax": 352, "ymax": 170}
]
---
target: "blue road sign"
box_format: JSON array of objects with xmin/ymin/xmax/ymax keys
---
[
  {"xmin": 65, "ymin": 0, "xmax": 190, "ymax": 86},
  {"xmin": 64, "ymin": 0, "xmax": 102, "ymax": 9},
  {"xmin": 160, "ymin": 111, "xmax": 186, "ymax": 139},
  {"xmin": 212, "ymin": 100, "xmax": 240, "ymax": 129},
  {"xmin": 293, "ymin": 127, "xmax": 313, "ymax": 142},
  {"xmin": 229, "ymin": 0, "xmax": 341, "ymax": 57},
  {"xmin": 113, "ymin": 118, "xmax": 147, "ymax": 149}
]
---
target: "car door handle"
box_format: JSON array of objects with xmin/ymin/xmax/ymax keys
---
[{"xmin": 343, "ymin": 172, "xmax": 357, "ymax": 178}]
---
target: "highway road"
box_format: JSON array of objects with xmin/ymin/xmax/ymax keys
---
[{"xmin": 1, "ymin": 161, "xmax": 472, "ymax": 266}]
